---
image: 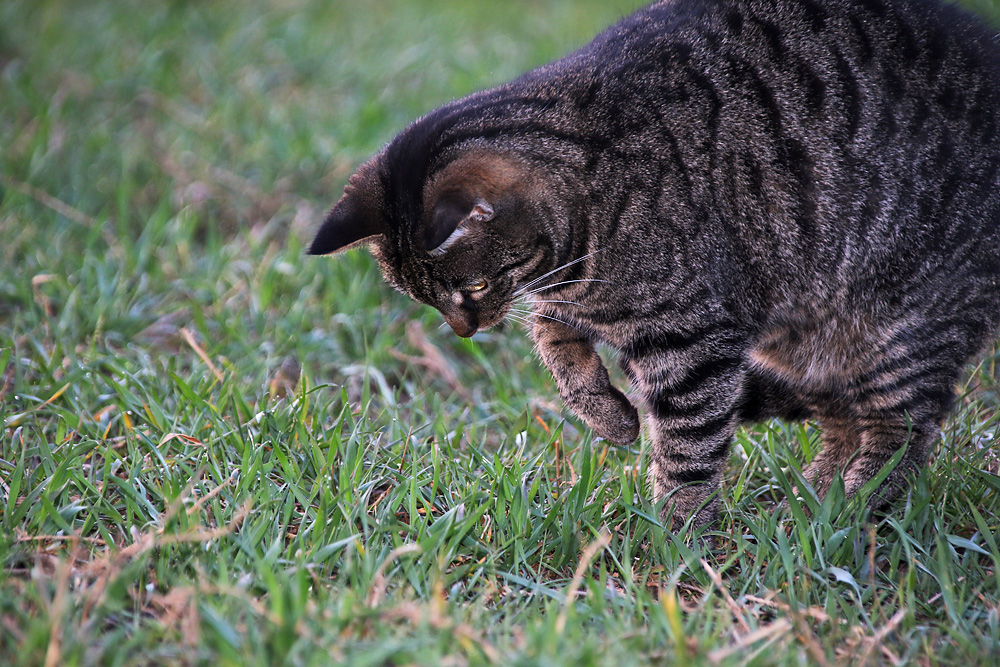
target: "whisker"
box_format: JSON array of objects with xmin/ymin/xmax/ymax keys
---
[
  {"xmin": 514, "ymin": 248, "xmax": 608, "ymax": 296},
  {"xmin": 505, "ymin": 312, "xmax": 532, "ymax": 326},
  {"xmin": 525, "ymin": 278, "xmax": 613, "ymax": 296},
  {"xmin": 508, "ymin": 305, "xmax": 568, "ymax": 330},
  {"xmin": 505, "ymin": 311, "xmax": 549, "ymax": 335},
  {"xmin": 524, "ymin": 310, "xmax": 580, "ymax": 330},
  {"xmin": 527, "ymin": 299, "xmax": 592, "ymax": 310},
  {"xmin": 516, "ymin": 249, "xmax": 602, "ymax": 293}
]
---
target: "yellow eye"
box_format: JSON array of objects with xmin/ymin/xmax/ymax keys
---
[{"xmin": 465, "ymin": 280, "xmax": 488, "ymax": 293}]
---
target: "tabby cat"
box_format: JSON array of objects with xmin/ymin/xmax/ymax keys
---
[{"xmin": 309, "ymin": 0, "xmax": 1000, "ymax": 530}]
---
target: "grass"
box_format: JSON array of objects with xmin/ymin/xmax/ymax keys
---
[{"xmin": 2, "ymin": 0, "xmax": 1000, "ymax": 664}]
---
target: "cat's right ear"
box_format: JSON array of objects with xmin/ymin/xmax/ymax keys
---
[{"xmin": 309, "ymin": 164, "xmax": 387, "ymax": 255}]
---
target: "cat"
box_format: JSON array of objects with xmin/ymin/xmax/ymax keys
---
[{"xmin": 309, "ymin": 0, "xmax": 1000, "ymax": 531}]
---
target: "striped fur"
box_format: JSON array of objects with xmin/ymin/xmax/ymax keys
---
[{"xmin": 310, "ymin": 0, "xmax": 1000, "ymax": 531}]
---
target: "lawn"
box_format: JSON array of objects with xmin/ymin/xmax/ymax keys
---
[{"xmin": 2, "ymin": 0, "xmax": 1000, "ymax": 664}]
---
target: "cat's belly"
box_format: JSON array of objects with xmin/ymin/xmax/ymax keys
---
[{"xmin": 748, "ymin": 310, "xmax": 905, "ymax": 393}]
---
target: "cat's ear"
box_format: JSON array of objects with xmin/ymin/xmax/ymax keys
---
[
  {"xmin": 309, "ymin": 163, "xmax": 387, "ymax": 255},
  {"xmin": 424, "ymin": 197, "xmax": 494, "ymax": 256}
]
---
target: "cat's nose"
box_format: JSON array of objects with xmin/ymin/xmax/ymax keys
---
[
  {"xmin": 443, "ymin": 313, "xmax": 477, "ymax": 337},
  {"xmin": 451, "ymin": 323, "xmax": 477, "ymax": 337}
]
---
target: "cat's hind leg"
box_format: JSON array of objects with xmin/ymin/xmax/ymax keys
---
[
  {"xmin": 734, "ymin": 368, "xmax": 856, "ymax": 500},
  {"xmin": 735, "ymin": 369, "xmax": 812, "ymax": 424},
  {"xmin": 777, "ymin": 390, "xmax": 939, "ymax": 508},
  {"xmin": 842, "ymin": 414, "xmax": 943, "ymax": 511},
  {"xmin": 799, "ymin": 410, "xmax": 860, "ymax": 499},
  {"xmin": 795, "ymin": 359, "xmax": 956, "ymax": 508},
  {"xmin": 838, "ymin": 334, "xmax": 969, "ymax": 511},
  {"xmin": 839, "ymin": 273, "xmax": 1000, "ymax": 509}
]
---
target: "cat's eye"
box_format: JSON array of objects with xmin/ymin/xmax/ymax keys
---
[{"xmin": 465, "ymin": 280, "xmax": 488, "ymax": 293}]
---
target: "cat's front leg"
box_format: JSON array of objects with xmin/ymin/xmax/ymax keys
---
[
  {"xmin": 532, "ymin": 317, "xmax": 640, "ymax": 445},
  {"xmin": 632, "ymin": 352, "xmax": 747, "ymax": 531}
]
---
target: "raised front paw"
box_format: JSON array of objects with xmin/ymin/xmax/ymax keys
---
[{"xmin": 576, "ymin": 385, "xmax": 640, "ymax": 446}]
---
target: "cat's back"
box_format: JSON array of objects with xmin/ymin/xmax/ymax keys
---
[
  {"xmin": 583, "ymin": 0, "xmax": 1000, "ymax": 84},
  {"xmin": 569, "ymin": 0, "xmax": 1000, "ymax": 155},
  {"xmin": 552, "ymin": 0, "xmax": 1000, "ymax": 301}
]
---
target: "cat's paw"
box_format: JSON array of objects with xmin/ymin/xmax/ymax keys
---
[{"xmin": 588, "ymin": 386, "xmax": 640, "ymax": 445}]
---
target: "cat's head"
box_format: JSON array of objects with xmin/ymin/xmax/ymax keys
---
[{"xmin": 310, "ymin": 141, "xmax": 562, "ymax": 337}]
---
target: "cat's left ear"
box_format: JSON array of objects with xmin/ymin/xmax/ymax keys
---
[
  {"xmin": 309, "ymin": 161, "xmax": 387, "ymax": 255},
  {"xmin": 424, "ymin": 197, "xmax": 494, "ymax": 256}
]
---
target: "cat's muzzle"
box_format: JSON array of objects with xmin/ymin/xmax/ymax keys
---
[{"xmin": 442, "ymin": 311, "xmax": 478, "ymax": 338}]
